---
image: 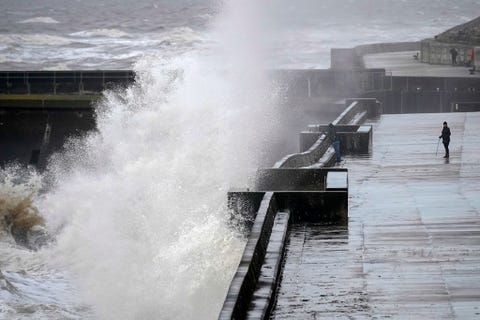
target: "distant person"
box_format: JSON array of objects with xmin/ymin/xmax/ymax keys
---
[
  {"xmin": 439, "ymin": 121, "xmax": 451, "ymax": 158},
  {"xmin": 328, "ymin": 123, "xmax": 341, "ymax": 163},
  {"xmin": 413, "ymin": 52, "xmax": 419, "ymax": 60},
  {"xmin": 450, "ymin": 48, "xmax": 458, "ymax": 65},
  {"xmin": 468, "ymin": 48, "xmax": 476, "ymax": 74}
]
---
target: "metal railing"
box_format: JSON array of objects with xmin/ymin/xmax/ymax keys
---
[{"xmin": 0, "ymin": 70, "xmax": 135, "ymax": 94}]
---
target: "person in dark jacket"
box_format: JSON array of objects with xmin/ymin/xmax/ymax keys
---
[
  {"xmin": 450, "ymin": 48, "xmax": 458, "ymax": 65},
  {"xmin": 439, "ymin": 121, "xmax": 451, "ymax": 158},
  {"xmin": 328, "ymin": 123, "xmax": 341, "ymax": 163}
]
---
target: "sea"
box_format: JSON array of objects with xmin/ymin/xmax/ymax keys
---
[{"xmin": 0, "ymin": 0, "xmax": 479, "ymax": 319}]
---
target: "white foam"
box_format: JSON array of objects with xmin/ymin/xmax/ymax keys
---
[
  {"xmin": 70, "ymin": 29, "xmax": 130, "ymax": 38},
  {"xmin": 35, "ymin": 1, "xmax": 281, "ymax": 319},
  {"xmin": 0, "ymin": 34, "xmax": 71, "ymax": 46},
  {"xmin": 19, "ymin": 17, "xmax": 59, "ymax": 24}
]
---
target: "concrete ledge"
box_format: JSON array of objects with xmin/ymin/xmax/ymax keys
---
[
  {"xmin": 220, "ymin": 98, "xmax": 375, "ymax": 319},
  {"xmin": 280, "ymin": 98, "xmax": 382, "ymax": 168},
  {"xmin": 300, "ymin": 125, "xmax": 372, "ymax": 154},
  {"xmin": 354, "ymin": 41, "xmax": 420, "ymax": 56},
  {"xmin": 220, "ymin": 193, "xmax": 279, "ymax": 320},
  {"xmin": 223, "ymin": 167, "xmax": 349, "ymax": 319},
  {"xmin": 331, "ymin": 41, "xmax": 420, "ymax": 70},
  {"xmin": 245, "ymin": 211, "xmax": 290, "ymax": 319},
  {"xmin": 274, "ymin": 133, "xmax": 332, "ymax": 169},
  {"xmin": 276, "ymin": 98, "xmax": 379, "ymax": 169},
  {"xmin": 255, "ymin": 168, "xmax": 344, "ymax": 191},
  {"xmin": 326, "ymin": 170, "xmax": 348, "ymax": 190}
]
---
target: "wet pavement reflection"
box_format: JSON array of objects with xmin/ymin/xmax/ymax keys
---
[{"xmin": 271, "ymin": 112, "xmax": 480, "ymax": 319}]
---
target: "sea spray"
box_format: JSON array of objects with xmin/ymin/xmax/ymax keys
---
[{"xmin": 35, "ymin": 1, "xmax": 280, "ymax": 319}]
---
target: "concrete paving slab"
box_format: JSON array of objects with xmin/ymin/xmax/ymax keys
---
[
  {"xmin": 271, "ymin": 112, "xmax": 480, "ymax": 319},
  {"xmin": 363, "ymin": 51, "xmax": 480, "ymax": 78}
]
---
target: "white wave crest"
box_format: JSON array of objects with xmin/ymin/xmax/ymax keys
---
[
  {"xmin": 154, "ymin": 26, "xmax": 204, "ymax": 46},
  {"xmin": 0, "ymin": 34, "xmax": 71, "ymax": 46},
  {"xmin": 19, "ymin": 17, "xmax": 60, "ymax": 24},
  {"xmin": 36, "ymin": 1, "xmax": 282, "ymax": 318},
  {"xmin": 70, "ymin": 28, "xmax": 130, "ymax": 38}
]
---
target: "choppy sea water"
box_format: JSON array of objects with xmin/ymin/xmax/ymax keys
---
[
  {"xmin": 1, "ymin": 0, "xmax": 479, "ymax": 70},
  {"xmin": 1, "ymin": 1, "xmax": 480, "ymax": 319}
]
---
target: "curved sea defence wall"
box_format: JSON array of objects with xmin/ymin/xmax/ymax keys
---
[
  {"xmin": 219, "ymin": 98, "xmax": 380, "ymax": 320},
  {"xmin": 275, "ymin": 98, "xmax": 380, "ymax": 168}
]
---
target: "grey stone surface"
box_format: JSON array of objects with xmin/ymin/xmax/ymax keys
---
[{"xmin": 271, "ymin": 112, "xmax": 480, "ymax": 319}]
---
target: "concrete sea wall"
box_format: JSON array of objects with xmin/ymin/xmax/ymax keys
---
[
  {"xmin": 364, "ymin": 76, "xmax": 480, "ymax": 114},
  {"xmin": 219, "ymin": 98, "xmax": 377, "ymax": 319},
  {"xmin": 275, "ymin": 98, "xmax": 380, "ymax": 168},
  {"xmin": 0, "ymin": 71, "xmax": 134, "ymax": 169},
  {"xmin": 331, "ymin": 41, "xmax": 420, "ymax": 70},
  {"xmin": 420, "ymin": 39, "xmax": 480, "ymax": 68}
]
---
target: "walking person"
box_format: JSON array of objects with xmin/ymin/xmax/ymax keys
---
[
  {"xmin": 328, "ymin": 123, "xmax": 341, "ymax": 163},
  {"xmin": 439, "ymin": 121, "xmax": 451, "ymax": 158}
]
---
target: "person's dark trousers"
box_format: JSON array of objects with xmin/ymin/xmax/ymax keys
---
[
  {"xmin": 333, "ymin": 141, "xmax": 341, "ymax": 162},
  {"xmin": 443, "ymin": 140, "xmax": 450, "ymax": 158}
]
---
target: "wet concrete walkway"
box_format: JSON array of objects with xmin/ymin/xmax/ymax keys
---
[
  {"xmin": 364, "ymin": 51, "xmax": 480, "ymax": 78},
  {"xmin": 271, "ymin": 112, "xmax": 480, "ymax": 319}
]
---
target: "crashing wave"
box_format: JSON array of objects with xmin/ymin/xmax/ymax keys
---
[
  {"xmin": 0, "ymin": 167, "xmax": 50, "ymax": 250},
  {"xmin": 0, "ymin": 269, "xmax": 19, "ymax": 295}
]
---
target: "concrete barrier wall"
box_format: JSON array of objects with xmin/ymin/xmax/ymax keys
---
[
  {"xmin": 420, "ymin": 39, "xmax": 479, "ymax": 67},
  {"xmin": 220, "ymin": 97, "xmax": 379, "ymax": 320},
  {"xmin": 219, "ymin": 192, "xmax": 278, "ymax": 320},
  {"xmin": 222, "ymin": 168, "xmax": 349, "ymax": 319},
  {"xmin": 300, "ymin": 125, "xmax": 372, "ymax": 154},
  {"xmin": 275, "ymin": 98, "xmax": 380, "ymax": 169},
  {"xmin": 364, "ymin": 76, "xmax": 480, "ymax": 114},
  {"xmin": 0, "ymin": 108, "xmax": 96, "ymax": 169},
  {"xmin": 331, "ymin": 42, "xmax": 420, "ymax": 70},
  {"xmin": 354, "ymin": 41, "xmax": 420, "ymax": 57}
]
